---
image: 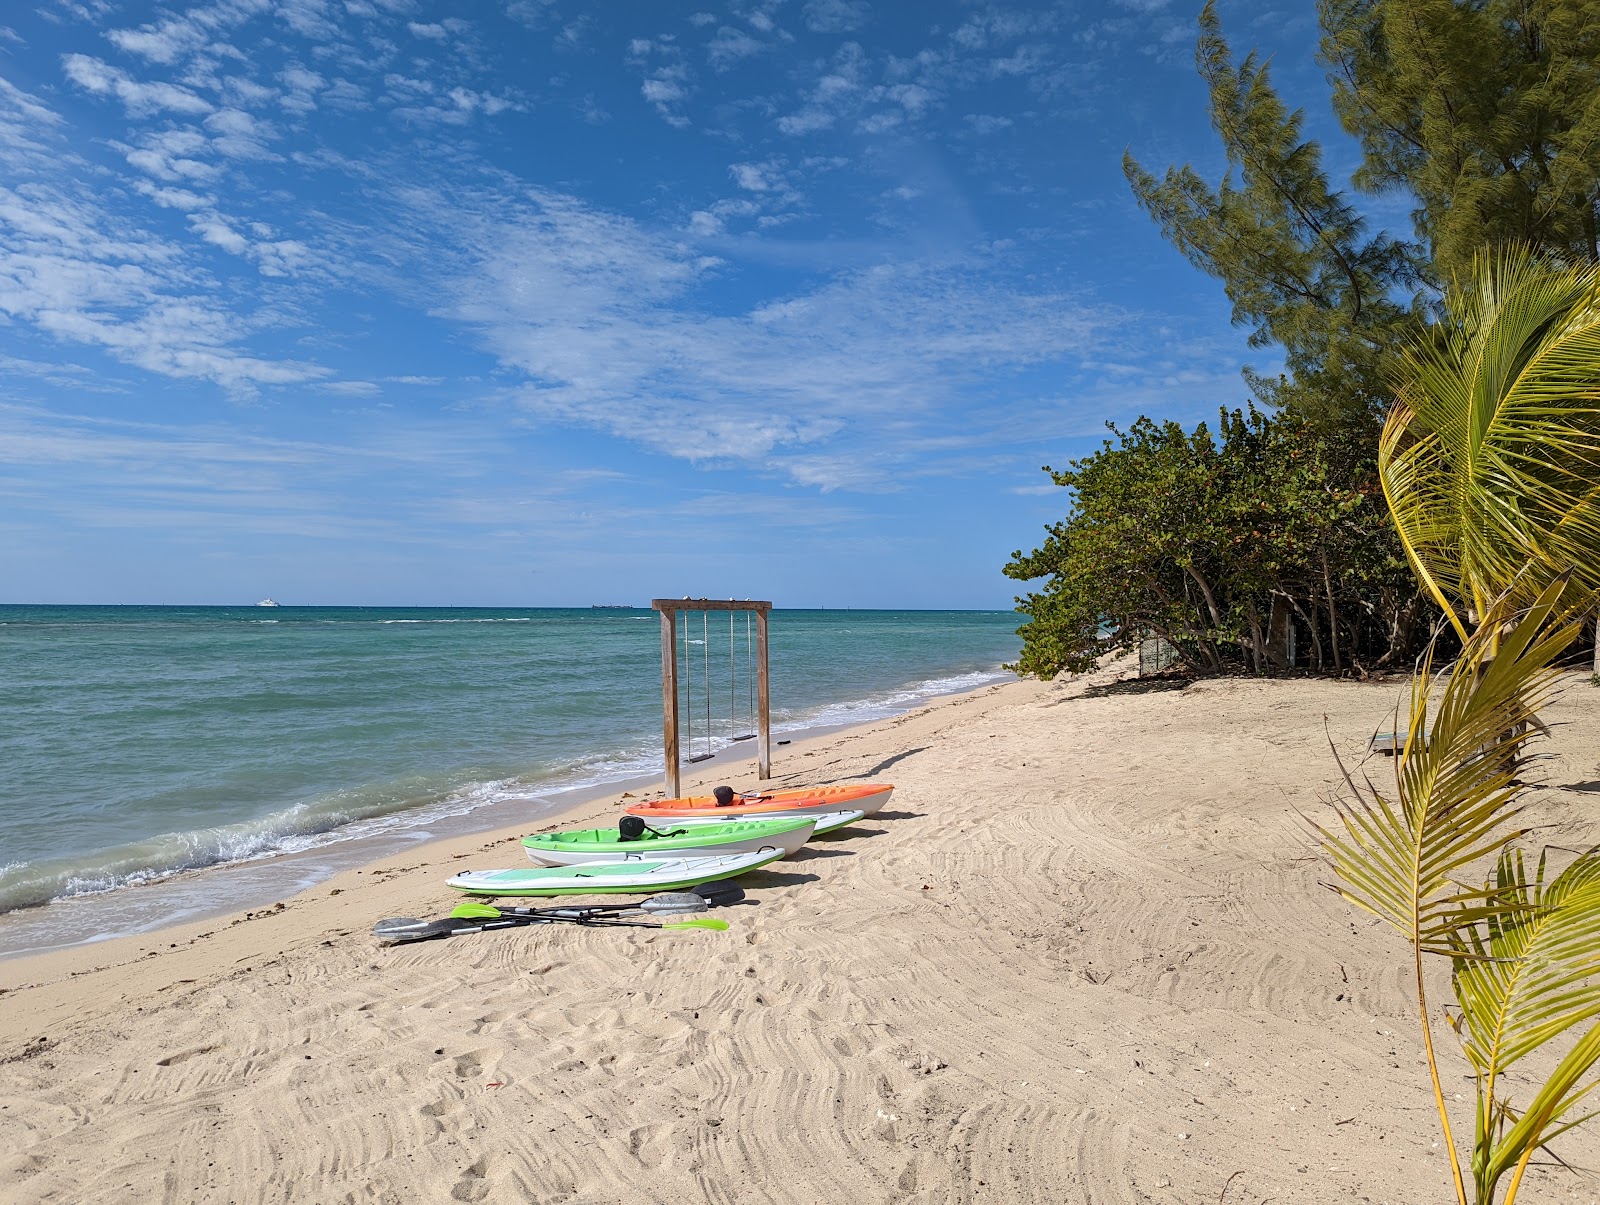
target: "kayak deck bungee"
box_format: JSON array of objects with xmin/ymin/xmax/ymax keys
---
[
  {"xmin": 522, "ymin": 817, "xmax": 815, "ymax": 867},
  {"xmin": 665, "ymin": 808, "xmax": 866, "ymax": 836},
  {"xmin": 626, "ymin": 783, "xmax": 894, "ymax": 821},
  {"xmin": 447, "ymin": 848, "xmax": 784, "ymax": 896}
]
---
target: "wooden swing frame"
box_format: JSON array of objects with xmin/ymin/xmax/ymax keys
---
[{"xmin": 652, "ymin": 598, "xmax": 771, "ymax": 799}]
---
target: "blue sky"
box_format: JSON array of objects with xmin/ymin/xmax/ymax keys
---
[{"xmin": 0, "ymin": 0, "xmax": 1342, "ymax": 608}]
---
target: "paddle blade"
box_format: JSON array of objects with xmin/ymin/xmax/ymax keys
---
[
  {"xmin": 692, "ymin": 882, "xmax": 745, "ymax": 907},
  {"xmin": 638, "ymin": 894, "xmax": 710, "ymax": 916},
  {"xmin": 449, "ymin": 902, "xmax": 505, "ymax": 920},
  {"xmin": 373, "ymin": 917, "xmax": 458, "ymax": 945},
  {"xmin": 661, "ymin": 918, "xmax": 729, "ymax": 931}
]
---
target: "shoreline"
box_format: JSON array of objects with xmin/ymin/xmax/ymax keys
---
[
  {"xmin": 0, "ymin": 674, "xmax": 1028, "ymax": 999},
  {"xmin": 0, "ymin": 667, "xmax": 1014, "ymax": 962},
  {"xmin": 10, "ymin": 664, "xmax": 1600, "ymax": 1200}
]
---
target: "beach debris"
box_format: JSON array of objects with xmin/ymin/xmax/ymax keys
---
[{"xmin": 0, "ymin": 1036, "xmax": 55, "ymax": 1065}]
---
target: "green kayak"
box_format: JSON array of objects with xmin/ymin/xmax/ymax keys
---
[{"xmin": 523, "ymin": 816, "xmax": 814, "ymax": 866}]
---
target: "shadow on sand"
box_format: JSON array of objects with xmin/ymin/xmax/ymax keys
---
[
  {"xmin": 741, "ymin": 868, "xmax": 822, "ymax": 889},
  {"xmin": 844, "ymin": 748, "xmax": 927, "ymax": 779}
]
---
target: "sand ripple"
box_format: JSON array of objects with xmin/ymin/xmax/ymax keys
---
[{"xmin": 4, "ymin": 672, "xmax": 1600, "ymax": 1200}]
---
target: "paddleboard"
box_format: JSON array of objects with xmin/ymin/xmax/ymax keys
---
[
  {"xmin": 523, "ymin": 817, "xmax": 815, "ymax": 867},
  {"xmin": 447, "ymin": 848, "xmax": 784, "ymax": 896},
  {"xmin": 627, "ymin": 783, "xmax": 893, "ymax": 821}
]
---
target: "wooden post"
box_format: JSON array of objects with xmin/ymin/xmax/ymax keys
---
[
  {"xmin": 660, "ymin": 607, "xmax": 679, "ymax": 799},
  {"xmin": 756, "ymin": 608, "xmax": 770, "ymax": 781}
]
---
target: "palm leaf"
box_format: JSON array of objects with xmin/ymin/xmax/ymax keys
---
[
  {"xmin": 1451, "ymin": 847, "xmax": 1600, "ymax": 1199},
  {"xmin": 1318, "ymin": 579, "xmax": 1582, "ymax": 953},
  {"xmin": 1454, "ymin": 849, "xmax": 1600, "ymax": 1072},
  {"xmin": 1379, "ymin": 245, "xmax": 1600, "ymax": 638}
]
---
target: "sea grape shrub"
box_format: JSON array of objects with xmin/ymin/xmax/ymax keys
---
[{"xmin": 1004, "ymin": 408, "xmax": 1426, "ymax": 678}]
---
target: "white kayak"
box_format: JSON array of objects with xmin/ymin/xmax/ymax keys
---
[
  {"xmin": 447, "ymin": 848, "xmax": 784, "ymax": 896},
  {"xmin": 665, "ymin": 808, "xmax": 866, "ymax": 836}
]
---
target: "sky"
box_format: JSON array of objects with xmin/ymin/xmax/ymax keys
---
[{"xmin": 0, "ymin": 0, "xmax": 1348, "ymax": 608}]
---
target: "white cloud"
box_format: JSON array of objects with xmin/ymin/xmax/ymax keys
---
[
  {"xmin": 382, "ymin": 186, "xmax": 1102, "ymax": 485},
  {"xmin": 135, "ymin": 181, "xmax": 214, "ymax": 210},
  {"xmin": 279, "ymin": 63, "xmax": 325, "ymax": 114},
  {"xmin": 191, "ymin": 214, "xmax": 250, "ymax": 254},
  {"xmin": 963, "ymin": 113, "xmax": 1012, "ymax": 134},
  {"xmin": 730, "ymin": 162, "xmax": 776, "ymax": 191},
  {"xmin": 204, "ymin": 107, "xmax": 280, "ymax": 158},
  {"xmin": 629, "ymin": 36, "xmax": 694, "ymax": 127},
  {"xmin": 803, "ymin": 0, "xmax": 870, "ymax": 33},
  {"xmin": 707, "ymin": 26, "xmax": 765, "ymax": 66},
  {"xmin": 107, "ymin": 18, "xmax": 209, "ymax": 64},
  {"xmin": 61, "ymin": 54, "xmax": 215, "ymax": 117},
  {"xmin": 777, "ymin": 41, "xmax": 865, "ymax": 135},
  {"xmin": 0, "ymin": 82, "xmax": 326, "ymax": 395},
  {"xmin": 118, "ymin": 128, "xmax": 222, "ymax": 183}
]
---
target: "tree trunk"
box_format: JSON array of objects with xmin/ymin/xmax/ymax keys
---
[
  {"xmin": 1287, "ymin": 594, "xmax": 1324, "ymax": 669},
  {"xmin": 1321, "ymin": 551, "xmax": 1342, "ymax": 673},
  {"xmin": 1265, "ymin": 593, "xmax": 1292, "ymax": 670}
]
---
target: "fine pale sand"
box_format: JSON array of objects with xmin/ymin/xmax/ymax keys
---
[{"xmin": 5, "ymin": 664, "xmax": 1600, "ymax": 1203}]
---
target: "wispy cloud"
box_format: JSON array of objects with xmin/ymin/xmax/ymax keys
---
[
  {"xmin": 370, "ymin": 182, "xmax": 1111, "ymax": 489},
  {"xmin": 803, "ymin": 0, "xmax": 871, "ymax": 34},
  {"xmin": 0, "ymin": 75, "xmax": 327, "ymax": 394},
  {"xmin": 62, "ymin": 53, "xmax": 214, "ymax": 115},
  {"xmin": 628, "ymin": 35, "xmax": 694, "ymax": 127}
]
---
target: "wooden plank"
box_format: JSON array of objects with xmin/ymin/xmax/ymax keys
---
[
  {"xmin": 660, "ymin": 608, "xmax": 679, "ymax": 798},
  {"xmin": 756, "ymin": 608, "xmax": 770, "ymax": 781},
  {"xmin": 652, "ymin": 599, "xmax": 772, "ymax": 613}
]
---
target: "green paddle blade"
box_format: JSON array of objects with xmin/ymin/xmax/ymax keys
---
[
  {"xmin": 450, "ymin": 902, "xmax": 504, "ymax": 920},
  {"xmin": 661, "ymin": 918, "xmax": 728, "ymax": 931}
]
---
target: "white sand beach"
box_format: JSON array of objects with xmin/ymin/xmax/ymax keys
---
[{"xmin": 4, "ymin": 663, "xmax": 1600, "ymax": 1203}]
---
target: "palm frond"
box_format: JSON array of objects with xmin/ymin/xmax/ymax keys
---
[
  {"xmin": 1454, "ymin": 848, "xmax": 1600, "ymax": 1075},
  {"xmin": 1378, "ymin": 245, "xmax": 1600, "ymax": 634},
  {"xmin": 1317, "ymin": 578, "xmax": 1583, "ymax": 952}
]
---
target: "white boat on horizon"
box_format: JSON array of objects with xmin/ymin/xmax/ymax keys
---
[{"xmin": 257, "ymin": 598, "xmax": 280, "ymax": 607}]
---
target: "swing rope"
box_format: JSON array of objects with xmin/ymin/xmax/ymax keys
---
[
  {"xmin": 732, "ymin": 610, "xmax": 755, "ymax": 741},
  {"xmin": 684, "ymin": 609, "xmax": 713, "ymax": 764}
]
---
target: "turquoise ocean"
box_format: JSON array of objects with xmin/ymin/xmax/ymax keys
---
[{"xmin": 0, "ymin": 606, "xmax": 1019, "ymax": 955}]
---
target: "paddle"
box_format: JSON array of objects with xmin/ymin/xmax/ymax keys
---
[
  {"xmin": 459, "ymin": 882, "xmax": 743, "ymax": 921},
  {"xmin": 372, "ymin": 883, "xmax": 744, "ymax": 946},
  {"xmin": 373, "ymin": 912, "xmax": 729, "ymax": 945}
]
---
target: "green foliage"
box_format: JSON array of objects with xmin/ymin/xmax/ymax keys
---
[
  {"xmin": 1321, "ymin": 0, "xmax": 1600, "ymax": 283},
  {"xmin": 1381, "ymin": 245, "xmax": 1600, "ymax": 637},
  {"xmin": 1005, "ymin": 408, "xmax": 1422, "ymax": 678},
  {"xmin": 1126, "ymin": 0, "xmax": 1600, "ymax": 428},
  {"xmin": 1123, "ymin": 0, "xmax": 1421, "ymax": 422},
  {"xmin": 1320, "ymin": 582, "xmax": 1600, "ymax": 1204}
]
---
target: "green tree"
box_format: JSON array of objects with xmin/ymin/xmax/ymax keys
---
[
  {"xmin": 1005, "ymin": 409, "xmax": 1422, "ymax": 678},
  {"xmin": 1321, "ymin": 0, "xmax": 1600, "ymax": 282},
  {"xmin": 1123, "ymin": 0, "xmax": 1421, "ymax": 424}
]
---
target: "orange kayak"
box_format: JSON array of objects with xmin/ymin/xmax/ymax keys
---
[{"xmin": 626, "ymin": 783, "xmax": 894, "ymax": 820}]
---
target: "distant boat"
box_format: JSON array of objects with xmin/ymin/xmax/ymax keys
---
[
  {"xmin": 257, "ymin": 598, "xmax": 280, "ymax": 607},
  {"xmin": 590, "ymin": 604, "xmax": 634, "ymax": 610}
]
